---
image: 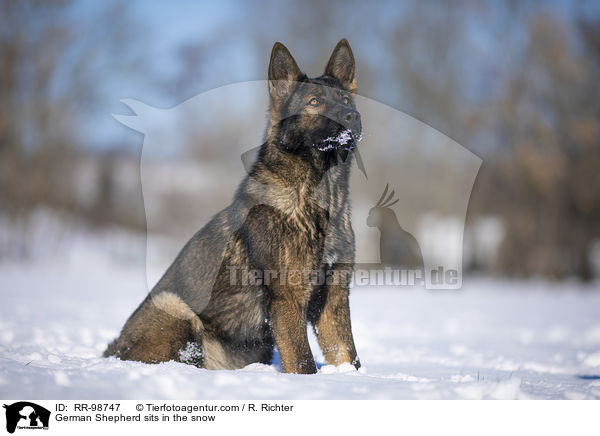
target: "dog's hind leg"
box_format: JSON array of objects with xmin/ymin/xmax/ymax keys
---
[{"xmin": 103, "ymin": 292, "xmax": 204, "ymax": 366}]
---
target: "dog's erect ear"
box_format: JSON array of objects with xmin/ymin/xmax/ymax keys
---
[
  {"xmin": 325, "ymin": 39, "xmax": 356, "ymax": 93},
  {"xmin": 268, "ymin": 42, "xmax": 302, "ymax": 101}
]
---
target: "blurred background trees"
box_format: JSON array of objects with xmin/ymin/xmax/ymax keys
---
[
  {"xmin": 467, "ymin": 9, "xmax": 600, "ymax": 280},
  {"xmin": 0, "ymin": 0, "xmax": 598, "ymax": 280}
]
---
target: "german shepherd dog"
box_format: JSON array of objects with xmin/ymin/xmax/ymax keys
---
[{"xmin": 104, "ymin": 39, "xmax": 362, "ymax": 374}]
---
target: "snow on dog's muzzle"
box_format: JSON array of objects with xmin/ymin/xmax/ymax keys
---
[{"xmin": 315, "ymin": 128, "xmax": 363, "ymax": 152}]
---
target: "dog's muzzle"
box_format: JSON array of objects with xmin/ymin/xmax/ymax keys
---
[
  {"xmin": 315, "ymin": 109, "xmax": 362, "ymax": 152},
  {"xmin": 342, "ymin": 109, "xmax": 362, "ymax": 140}
]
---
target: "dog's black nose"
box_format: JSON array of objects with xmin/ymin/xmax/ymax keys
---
[{"xmin": 343, "ymin": 110, "xmax": 360, "ymax": 125}]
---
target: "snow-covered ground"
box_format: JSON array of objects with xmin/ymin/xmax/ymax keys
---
[{"xmin": 1, "ymin": 228, "xmax": 599, "ymax": 400}]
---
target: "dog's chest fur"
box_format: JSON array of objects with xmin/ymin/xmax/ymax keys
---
[{"xmin": 246, "ymin": 148, "xmax": 354, "ymax": 268}]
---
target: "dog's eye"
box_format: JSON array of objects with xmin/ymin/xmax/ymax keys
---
[
  {"xmin": 307, "ymin": 97, "xmax": 321, "ymax": 106},
  {"xmin": 343, "ymin": 96, "xmax": 350, "ymax": 105}
]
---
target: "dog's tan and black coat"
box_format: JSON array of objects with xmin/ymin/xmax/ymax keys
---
[{"xmin": 105, "ymin": 39, "xmax": 362, "ymax": 374}]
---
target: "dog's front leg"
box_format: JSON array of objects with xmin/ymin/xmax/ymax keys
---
[
  {"xmin": 312, "ymin": 264, "xmax": 360, "ymax": 369},
  {"xmin": 269, "ymin": 295, "xmax": 317, "ymax": 374}
]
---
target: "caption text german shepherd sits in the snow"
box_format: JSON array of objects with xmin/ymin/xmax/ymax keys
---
[{"xmin": 105, "ymin": 39, "xmax": 362, "ymax": 374}]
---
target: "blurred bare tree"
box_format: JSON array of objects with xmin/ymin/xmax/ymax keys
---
[
  {"xmin": 0, "ymin": 0, "xmax": 147, "ymax": 256},
  {"xmin": 479, "ymin": 13, "xmax": 600, "ymax": 280}
]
